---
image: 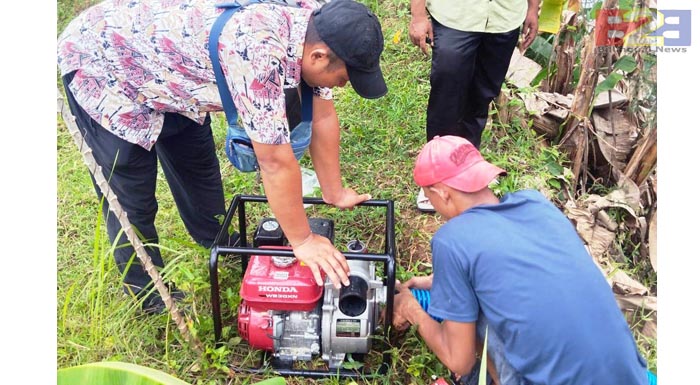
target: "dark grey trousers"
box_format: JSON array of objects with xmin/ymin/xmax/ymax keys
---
[
  {"xmin": 426, "ymin": 21, "xmax": 520, "ymax": 149},
  {"xmin": 62, "ymin": 72, "xmax": 225, "ymax": 296}
]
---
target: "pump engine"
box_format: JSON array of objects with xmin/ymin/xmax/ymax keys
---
[{"xmin": 236, "ymin": 218, "xmax": 387, "ymax": 368}]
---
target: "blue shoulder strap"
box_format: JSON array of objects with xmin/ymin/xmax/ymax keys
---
[{"xmin": 208, "ymin": 0, "xmax": 312, "ymax": 128}]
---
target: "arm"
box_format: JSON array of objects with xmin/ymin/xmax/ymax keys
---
[
  {"xmin": 392, "ymin": 284, "xmax": 477, "ymax": 376},
  {"xmin": 308, "ymin": 95, "xmax": 371, "ymax": 209},
  {"xmin": 409, "ymin": 0, "xmax": 433, "ymax": 55},
  {"xmin": 397, "ymin": 274, "xmax": 433, "ymax": 291},
  {"xmin": 520, "ymin": 0, "xmax": 540, "ymax": 52},
  {"xmin": 253, "ymin": 140, "xmax": 350, "ymax": 289},
  {"xmin": 230, "ymin": 36, "xmax": 354, "ymax": 288}
]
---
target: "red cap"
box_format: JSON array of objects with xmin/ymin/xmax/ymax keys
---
[{"xmin": 413, "ymin": 136, "xmax": 506, "ymax": 192}]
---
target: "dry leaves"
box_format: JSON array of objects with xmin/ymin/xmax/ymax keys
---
[
  {"xmin": 591, "ymin": 108, "xmax": 639, "ymax": 171},
  {"xmin": 564, "ymin": 181, "xmax": 656, "ymax": 320},
  {"xmin": 498, "ymin": 18, "xmax": 657, "ymax": 337}
]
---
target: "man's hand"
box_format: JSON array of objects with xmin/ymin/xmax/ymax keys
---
[
  {"xmin": 399, "ymin": 274, "xmax": 433, "ymax": 291},
  {"xmin": 409, "ymin": 15, "xmax": 433, "ymax": 55},
  {"xmin": 322, "ymin": 187, "xmax": 371, "ymax": 210},
  {"xmin": 520, "ymin": 4, "xmax": 539, "ymax": 52},
  {"xmin": 392, "ymin": 281, "xmax": 423, "ymax": 331},
  {"xmin": 292, "ymin": 233, "xmax": 350, "ymax": 289},
  {"xmin": 392, "ymin": 275, "xmax": 432, "ymax": 330}
]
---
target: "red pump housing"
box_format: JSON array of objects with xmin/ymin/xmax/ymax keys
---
[{"xmin": 237, "ymin": 246, "xmax": 325, "ymax": 350}]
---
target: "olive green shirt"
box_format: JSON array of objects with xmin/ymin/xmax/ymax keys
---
[{"xmin": 426, "ymin": 0, "xmax": 527, "ymax": 33}]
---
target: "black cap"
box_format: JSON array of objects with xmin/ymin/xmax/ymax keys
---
[{"xmin": 312, "ymin": 0, "xmax": 387, "ymax": 99}]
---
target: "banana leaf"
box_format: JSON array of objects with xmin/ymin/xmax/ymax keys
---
[
  {"xmin": 57, "ymin": 361, "xmax": 286, "ymax": 385},
  {"xmin": 539, "ymin": 0, "xmax": 567, "ymax": 34}
]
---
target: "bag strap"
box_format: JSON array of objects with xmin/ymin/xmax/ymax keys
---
[{"xmin": 208, "ymin": 0, "xmax": 313, "ymax": 129}]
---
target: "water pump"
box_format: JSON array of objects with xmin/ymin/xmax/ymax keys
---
[
  {"xmin": 237, "ymin": 218, "xmax": 386, "ymax": 369},
  {"xmin": 209, "ymin": 195, "xmax": 397, "ymax": 379}
]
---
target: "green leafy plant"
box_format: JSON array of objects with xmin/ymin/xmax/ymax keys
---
[
  {"xmin": 58, "ymin": 361, "xmax": 287, "ymax": 385},
  {"xmin": 58, "ymin": 361, "xmax": 192, "ymax": 385},
  {"xmin": 595, "ymin": 55, "xmax": 638, "ymax": 96}
]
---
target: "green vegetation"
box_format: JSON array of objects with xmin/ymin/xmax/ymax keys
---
[
  {"xmin": 58, "ymin": 361, "xmax": 286, "ymax": 385},
  {"xmin": 57, "ymin": 0, "xmax": 656, "ymax": 384}
]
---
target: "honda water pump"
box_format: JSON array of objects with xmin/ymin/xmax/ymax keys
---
[{"xmin": 209, "ymin": 195, "xmax": 397, "ymax": 378}]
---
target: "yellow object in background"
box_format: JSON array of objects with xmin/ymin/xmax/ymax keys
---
[
  {"xmin": 539, "ymin": 0, "xmax": 567, "ymax": 34},
  {"xmin": 392, "ymin": 29, "xmax": 402, "ymax": 44}
]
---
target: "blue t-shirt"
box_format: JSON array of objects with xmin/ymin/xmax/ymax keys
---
[{"xmin": 429, "ymin": 190, "xmax": 648, "ymax": 385}]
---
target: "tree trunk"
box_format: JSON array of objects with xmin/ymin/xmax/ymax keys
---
[
  {"xmin": 624, "ymin": 125, "xmax": 657, "ymax": 186},
  {"xmin": 548, "ymin": 12, "xmax": 577, "ymax": 94},
  {"xmin": 558, "ymin": 30, "xmax": 598, "ymax": 189}
]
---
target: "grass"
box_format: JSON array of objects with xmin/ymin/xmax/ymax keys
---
[{"xmin": 57, "ymin": 0, "xmax": 656, "ymax": 383}]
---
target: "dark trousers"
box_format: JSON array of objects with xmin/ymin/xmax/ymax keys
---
[
  {"xmin": 285, "ymin": 87, "xmax": 302, "ymax": 129},
  {"xmin": 426, "ymin": 22, "xmax": 520, "ymax": 149},
  {"xmin": 62, "ymin": 73, "xmax": 225, "ymax": 296}
]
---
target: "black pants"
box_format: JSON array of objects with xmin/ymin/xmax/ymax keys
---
[
  {"xmin": 285, "ymin": 87, "xmax": 302, "ymax": 129},
  {"xmin": 62, "ymin": 73, "xmax": 225, "ymax": 296},
  {"xmin": 426, "ymin": 22, "xmax": 520, "ymax": 149}
]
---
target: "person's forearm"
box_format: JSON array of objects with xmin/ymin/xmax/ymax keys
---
[
  {"xmin": 527, "ymin": 0, "xmax": 540, "ymax": 14},
  {"xmin": 256, "ymin": 147, "xmax": 311, "ymax": 246},
  {"xmin": 487, "ymin": 355, "xmax": 500, "ymax": 385},
  {"xmin": 404, "ymin": 305, "xmax": 476, "ymax": 375},
  {"xmin": 410, "ymin": 0, "xmax": 428, "ymax": 18}
]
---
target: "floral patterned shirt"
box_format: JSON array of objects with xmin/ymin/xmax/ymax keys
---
[{"xmin": 57, "ymin": 0, "xmax": 331, "ymax": 150}]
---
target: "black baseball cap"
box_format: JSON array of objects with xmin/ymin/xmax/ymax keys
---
[{"xmin": 312, "ymin": 0, "xmax": 387, "ymax": 99}]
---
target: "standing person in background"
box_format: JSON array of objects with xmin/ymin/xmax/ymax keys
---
[
  {"xmin": 58, "ymin": 0, "xmax": 387, "ymax": 314},
  {"xmin": 409, "ymin": 0, "xmax": 540, "ymax": 212}
]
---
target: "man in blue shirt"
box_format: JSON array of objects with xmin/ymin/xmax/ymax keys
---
[{"xmin": 393, "ymin": 135, "xmax": 649, "ymax": 385}]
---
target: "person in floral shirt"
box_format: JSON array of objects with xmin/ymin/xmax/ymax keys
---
[{"xmin": 58, "ymin": 0, "xmax": 387, "ymax": 314}]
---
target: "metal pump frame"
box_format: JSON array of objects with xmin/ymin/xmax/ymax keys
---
[{"xmin": 209, "ymin": 195, "xmax": 397, "ymax": 379}]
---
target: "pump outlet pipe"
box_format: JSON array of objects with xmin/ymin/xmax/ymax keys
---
[{"xmin": 410, "ymin": 288, "xmax": 443, "ymax": 322}]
